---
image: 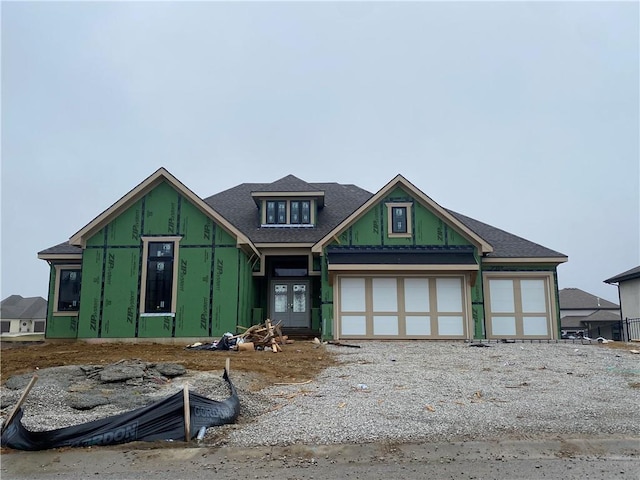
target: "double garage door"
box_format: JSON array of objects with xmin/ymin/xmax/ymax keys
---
[{"xmin": 336, "ymin": 275, "xmax": 470, "ymax": 339}]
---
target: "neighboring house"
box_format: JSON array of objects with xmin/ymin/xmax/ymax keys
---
[
  {"xmin": 605, "ymin": 266, "xmax": 640, "ymax": 341},
  {"xmin": 38, "ymin": 168, "xmax": 568, "ymax": 342},
  {"xmin": 0, "ymin": 295, "xmax": 47, "ymax": 334},
  {"xmin": 558, "ymin": 288, "xmax": 620, "ymax": 340}
]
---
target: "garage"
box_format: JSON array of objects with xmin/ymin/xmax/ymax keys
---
[{"xmin": 336, "ymin": 275, "xmax": 472, "ymax": 339}]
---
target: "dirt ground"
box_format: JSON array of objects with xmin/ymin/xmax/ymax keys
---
[{"xmin": 0, "ymin": 339, "xmax": 338, "ymax": 391}]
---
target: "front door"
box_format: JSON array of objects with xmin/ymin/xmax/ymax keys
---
[{"xmin": 270, "ymin": 280, "xmax": 310, "ymax": 328}]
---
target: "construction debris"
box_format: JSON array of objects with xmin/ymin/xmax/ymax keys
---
[
  {"xmin": 233, "ymin": 319, "xmax": 289, "ymax": 352},
  {"xmin": 185, "ymin": 319, "xmax": 292, "ymax": 353}
]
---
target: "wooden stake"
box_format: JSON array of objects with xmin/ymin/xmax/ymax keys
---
[
  {"xmin": 183, "ymin": 385, "xmax": 191, "ymax": 442},
  {"xmin": 225, "ymin": 357, "xmax": 231, "ymax": 374},
  {"xmin": 2, "ymin": 374, "xmax": 38, "ymax": 433}
]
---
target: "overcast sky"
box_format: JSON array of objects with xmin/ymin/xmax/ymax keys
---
[{"xmin": 2, "ymin": 1, "xmax": 638, "ymax": 304}]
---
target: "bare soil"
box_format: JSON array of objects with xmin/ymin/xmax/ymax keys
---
[{"xmin": 0, "ymin": 339, "xmax": 338, "ymax": 391}]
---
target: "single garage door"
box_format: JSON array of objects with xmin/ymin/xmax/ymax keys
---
[{"xmin": 337, "ymin": 275, "xmax": 470, "ymax": 339}]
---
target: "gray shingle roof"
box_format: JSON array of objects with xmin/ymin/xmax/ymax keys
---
[
  {"xmin": 251, "ymin": 175, "xmax": 321, "ymax": 193},
  {"xmin": 604, "ymin": 266, "xmax": 640, "ymax": 284},
  {"xmin": 38, "ymin": 241, "xmax": 82, "ymax": 256},
  {"xmin": 205, "ymin": 180, "xmax": 373, "ymax": 244},
  {"xmin": 447, "ymin": 210, "xmax": 566, "ymax": 259},
  {"xmin": 582, "ymin": 309, "xmax": 621, "ymax": 322},
  {"xmin": 1, "ymin": 295, "xmax": 47, "ymax": 320},
  {"xmin": 559, "ymin": 288, "xmax": 619, "ymax": 310}
]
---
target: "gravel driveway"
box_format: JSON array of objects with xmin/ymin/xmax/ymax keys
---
[{"xmin": 224, "ymin": 341, "xmax": 640, "ymax": 446}]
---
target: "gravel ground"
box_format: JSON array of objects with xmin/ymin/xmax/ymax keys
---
[
  {"xmin": 2, "ymin": 341, "xmax": 639, "ymax": 448},
  {"xmin": 222, "ymin": 341, "xmax": 640, "ymax": 446}
]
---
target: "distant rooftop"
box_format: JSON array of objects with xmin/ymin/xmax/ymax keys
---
[{"xmin": 559, "ymin": 288, "xmax": 618, "ymax": 310}]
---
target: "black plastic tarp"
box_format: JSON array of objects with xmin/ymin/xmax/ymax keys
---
[{"xmin": 1, "ymin": 369, "xmax": 239, "ymax": 451}]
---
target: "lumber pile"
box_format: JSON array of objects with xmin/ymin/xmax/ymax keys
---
[{"xmin": 234, "ymin": 319, "xmax": 289, "ymax": 352}]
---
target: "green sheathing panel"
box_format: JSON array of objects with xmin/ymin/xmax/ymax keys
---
[
  {"xmin": 101, "ymin": 248, "xmax": 139, "ymax": 338},
  {"xmin": 179, "ymin": 199, "xmax": 214, "ymax": 246},
  {"xmin": 45, "ymin": 266, "xmax": 79, "ymax": 339},
  {"xmin": 175, "ymin": 248, "xmax": 212, "ymax": 337},
  {"xmin": 77, "ymin": 248, "xmax": 105, "ymax": 338},
  {"xmin": 212, "ymin": 247, "xmax": 240, "ymax": 334},
  {"xmin": 107, "ymin": 199, "xmax": 143, "ymax": 246},
  {"xmin": 143, "ymin": 181, "xmax": 179, "ymax": 235},
  {"xmin": 350, "ymin": 207, "xmax": 383, "ymax": 246},
  {"xmin": 320, "ymin": 254, "xmax": 334, "ymax": 339},
  {"xmin": 236, "ymin": 250, "xmax": 255, "ymax": 330},
  {"xmin": 138, "ymin": 315, "xmax": 174, "ymax": 338}
]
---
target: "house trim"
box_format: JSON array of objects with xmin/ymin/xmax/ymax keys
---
[
  {"xmin": 483, "ymin": 257, "xmax": 568, "ymax": 264},
  {"xmin": 38, "ymin": 253, "xmax": 83, "ymax": 261}
]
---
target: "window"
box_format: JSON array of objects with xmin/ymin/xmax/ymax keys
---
[
  {"xmin": 264, "ymin": 200, "xmax": 312, "ymax": 226},
  {"xmin": 392, "ymin": 207, "xmax": 407, "ymax": 233},
  {"xmin": 145, "ymin": 242, "xmax": 174, "ymax": 313},
  {"xmin": 53, "ymin": 265, "xmax": 82, "ymax": 315},
  {"xmin": 1, "ymin": 321, "xmax": 9, "ymax": 333},
  {"xmin": 386, "ymin": 202, "xmax": 413, "ymax": 237},
  {"xmin": 33, "ymin": 320, "xmax": 46, "ymax": 333},
  {"xmin": 58, "ymin": 269, "xmax": 82, "ymax": 311},
  {"xmin": 140, "ymin": 237, "xmax": 181, "ymax": 315},
  {"xmin": 266, "ymin": 201, "xmax": 287, "ymax": 225},
  {"xmin": 290, "ymin": 201, "xmax": 311, "ymax": 224}
]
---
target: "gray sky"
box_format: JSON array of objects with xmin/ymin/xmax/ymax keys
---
[{"xmin": 2, "ymin": 1, "xmax": 638, "ymax": 304}]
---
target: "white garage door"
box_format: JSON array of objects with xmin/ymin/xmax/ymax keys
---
[
  {"xmin": 337, "ymin": 276, "xmax": 469, "ymax": 339},
  {"xmin": 484, "ymin": 276, "xmax": 554, "ymax": 339}
]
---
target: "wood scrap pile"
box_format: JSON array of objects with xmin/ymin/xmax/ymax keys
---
[{"xmin": 233, "ymin": 319, "xmax": 290, "ymax": 352}]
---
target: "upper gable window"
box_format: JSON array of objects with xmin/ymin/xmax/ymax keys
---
[
  {"xmin": 386, "ymin": 202, "xmax": 413, "ymax": 238},
  {"xmin": 263, "ymin": 200, "xmax": 313, "ymax": 227}
]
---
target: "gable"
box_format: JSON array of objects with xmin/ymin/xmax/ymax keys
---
[
  {"xmin": 333, "ymin": 185, "xmax": 474, "ymax": 249},
  {"xmin": 313, "ymin": 175, "xmax": 491, "ymax": 254},
  {"xmin": 84, "ymin": 181, "xmax": 236, "ymax": 248},
  {"xmin": 69, "ymin": 168, "xmax": 257, "ymax": 255}
]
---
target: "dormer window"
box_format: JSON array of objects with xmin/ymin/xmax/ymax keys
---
[
  {"xmin": 266, "ymin": 201, "xmax": 287, "ymax": 225},
  {"xmin": 290, "ymin": 201, "xmax": 310, "ymax": 224},
  {"xmin": 263, "ymin": 199, "xmax": 313, "ymax": 226}
]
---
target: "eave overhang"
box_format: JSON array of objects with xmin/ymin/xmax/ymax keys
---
[{"xmin": 250, "ymin": 190, "xmax": 326, "ymax": 208}]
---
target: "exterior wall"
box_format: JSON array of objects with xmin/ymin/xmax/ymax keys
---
[
  {"xmin": 619, "ymin": 278, "xmax": 640, "ymax": 320},
  {"xmin": 49, "ymin": 181, "xmax": 255, "ymax": 340}
]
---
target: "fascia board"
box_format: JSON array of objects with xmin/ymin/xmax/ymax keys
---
[
  {"xmin": 37, "ymin": 253, "xmax": 83, "ymax": 261},
  {"xmin": 482, "ymin": 256, "xmax": 569, "ymax": 265}
]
